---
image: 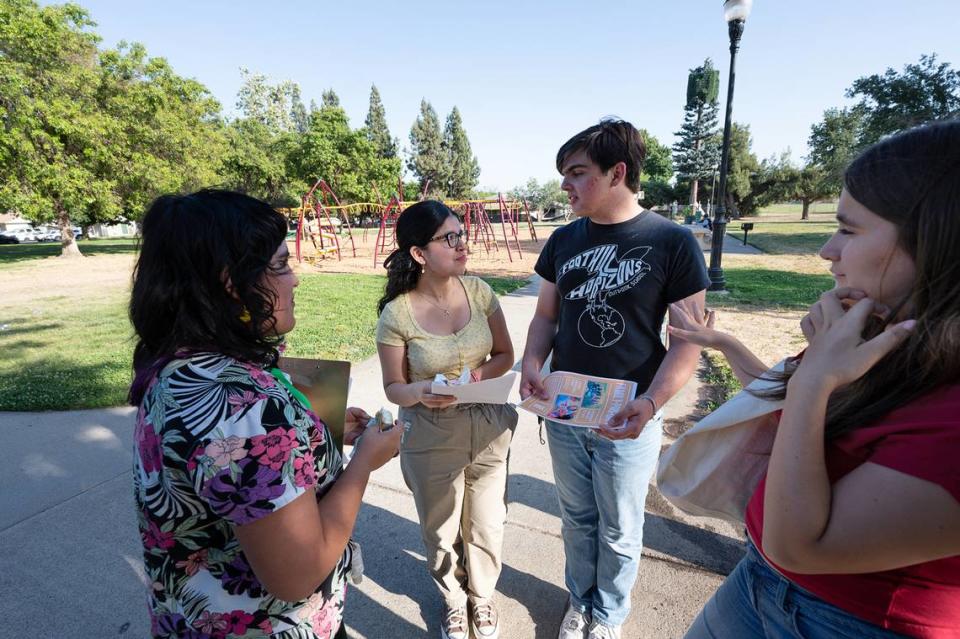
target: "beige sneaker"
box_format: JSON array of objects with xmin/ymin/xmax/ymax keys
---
[
  {"xmin": 558, "ymin": 601, "xmax": 591, "ymax": 639},
  {"xmin": 441, "ymin": 604, "xmax": 469, "ymax": 639},
  {"xmin": 471, "ymin": 600, "xmax": 500, "ymax": 639}
]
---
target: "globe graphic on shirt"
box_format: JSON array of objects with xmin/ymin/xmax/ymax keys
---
[{"xmin": 577, "ymin": 307, "xmax": 626, "ymax": 348}]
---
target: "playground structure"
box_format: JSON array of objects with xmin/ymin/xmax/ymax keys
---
[{"xmin": 283, "ymin": 179, "xmax": 538, "ymax": 268}]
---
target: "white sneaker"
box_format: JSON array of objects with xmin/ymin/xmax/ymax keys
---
[
  {"xmin": 471, "ymin": 600, "xmax": 500, "ymax": 639},
  {"xmin": 558, "ymin": 601, "xmax": 591, "ymax": 639},
  {"xmin": 587, "ymin": 620, "xmax": 622, "ymax": 639},
  {"xmin": 441, "ymin": 604, "xmax": 469, "ymax": 639}
]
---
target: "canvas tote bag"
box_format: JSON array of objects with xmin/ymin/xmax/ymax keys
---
[{"xmin": 656, "ymin": 359, "xmax": 788, "ymax": 523}]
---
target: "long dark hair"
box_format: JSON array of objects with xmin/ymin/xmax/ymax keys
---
[
  {"xmin": 377, "ymin": 200, "xmax": 457, "ymax": 315},
  {"xmin": 760, "ymin": 121, "xmax": 960, "ymax": 438},
  {"xmin": 128, "ymin": 189, "xmax": 289, "ymax": 404}
]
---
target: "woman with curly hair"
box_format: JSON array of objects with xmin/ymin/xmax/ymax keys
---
[{"xmin": 129, "ymin": 189, "xmax": 402, "ymax": 639}]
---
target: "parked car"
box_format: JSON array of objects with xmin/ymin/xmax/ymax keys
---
[
  {"xmin": 39, "ymin": 229, "xmax": 61, "ymax": 242},
  {"xmin": 1, "ymin": 229, "xmax": 35, "ymax": 243},
  {"xmin": 0, "ymin": 232, "xmax": 18, "ymax": 244}
]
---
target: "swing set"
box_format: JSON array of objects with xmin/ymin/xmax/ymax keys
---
[{"xmin": 284, "ymin": 179, "xmax": 539, "ymax": 268}]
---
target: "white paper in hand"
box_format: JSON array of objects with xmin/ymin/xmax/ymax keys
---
[{"xmin": 431, "ymin": 372, "xmax": 516, "ymax": 404}]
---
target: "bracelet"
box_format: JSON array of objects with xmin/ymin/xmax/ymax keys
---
[{"xmin": 638, "ymin": 393, "xmax": 658, "ymax": 414}]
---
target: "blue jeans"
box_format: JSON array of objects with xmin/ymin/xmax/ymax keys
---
[
  {"xmin": 685, "ymin": 542, "xmax": 909, "ymax": 638},
  {"xmin": 546, "ymin": 414, "xmax": 663, "ymax": 626}
]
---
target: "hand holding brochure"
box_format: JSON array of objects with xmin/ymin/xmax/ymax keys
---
[
  {"xmin": 430, "ymin": 369, "xmax": 516, "ymax": 405},
  {"xmin": 519, "ymin": 371, "xmax": 637, "ymax": 428}
]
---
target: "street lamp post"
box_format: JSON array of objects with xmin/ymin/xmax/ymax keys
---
[{"xmin": 708, "ymin": 0, "xmax": 752, "ymax": 291}]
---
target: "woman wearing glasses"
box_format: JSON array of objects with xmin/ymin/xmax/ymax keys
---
[{"xmin": 376, "ymin": 200, "xmax": 518, "ymax": 639}]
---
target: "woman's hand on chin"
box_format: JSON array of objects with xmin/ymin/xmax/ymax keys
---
[{"xmin": 793, "ymin": 290, "xmax": 914, "ymax": 392}]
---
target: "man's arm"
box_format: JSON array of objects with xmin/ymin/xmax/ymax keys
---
[
  {"xmin": 519, "ymin": 280, "xmax": 560, "ymax": 400},
  {"xmin": 600, "ymin": 289, "xmax": 706, "ymax": 440}
]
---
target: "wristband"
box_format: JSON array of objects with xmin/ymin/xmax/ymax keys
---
[{"xmin": 638, "ymin": 393, "xmax": 658, "ymax": 414}]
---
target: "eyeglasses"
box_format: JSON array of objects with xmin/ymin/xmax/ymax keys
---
[{"xmin": 428, "ymin": 230, "xmax": 466, "ymax": 248}]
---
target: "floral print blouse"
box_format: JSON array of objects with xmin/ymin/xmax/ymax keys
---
[{"xmin": 133, "ymin": 353, "xmax": 349, "ymax": 639}]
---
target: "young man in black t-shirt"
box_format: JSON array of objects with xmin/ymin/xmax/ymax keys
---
[{"xmin": 520, "ymin": 119, "xmax": 709, "ymax": 639}]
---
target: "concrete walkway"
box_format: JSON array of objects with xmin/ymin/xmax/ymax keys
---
[{"xmin": 0, "ymin": 237, "xmax": 751, "ymax": 639}]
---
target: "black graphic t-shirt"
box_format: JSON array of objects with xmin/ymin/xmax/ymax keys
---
[{"xmin": 535, "ymin": 211, "xmax": 710, "ymax": 391}]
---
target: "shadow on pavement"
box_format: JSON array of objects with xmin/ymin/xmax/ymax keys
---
[
  {"xmin": 351, "ymin": 502, "xmax": 568, "ymax": 638},
  {"xmin": 508, "ymin": 473, "xmax": 744, "ymax": 576}
]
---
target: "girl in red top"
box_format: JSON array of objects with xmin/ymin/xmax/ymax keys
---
[{"xmin": 670, "ymin": 121, "xmax": 960, "ymax": 638}]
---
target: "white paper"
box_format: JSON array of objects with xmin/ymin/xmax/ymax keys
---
[{"xmin": 431, "ymin": 372, "xmax": 516, "ymax": 404}]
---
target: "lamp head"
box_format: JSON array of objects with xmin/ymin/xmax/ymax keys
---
[{"xmin": 723, "ymin": 0, "xmax": 753, "ymax": 22}]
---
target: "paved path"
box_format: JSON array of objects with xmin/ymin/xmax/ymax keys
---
[{"xmin": 0, "ymin": 235, "xmax": 752, "ymax": 638}]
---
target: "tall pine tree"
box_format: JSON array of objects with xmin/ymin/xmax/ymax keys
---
[
  {"xmin": 364, "ymin": 85, "xmax": 397, "ymax": 159},
  {"xmin": 673, "ymin": 58, "xmax": 721, "ymax": 210},
  {"xmin": 408, "ymin": 100, "xmax": 447, "ymax": 195},
  {"xmin": 442, "ymin": 107, "xmax": 480, "ymax": 198},
  {"xmin": 321, "ymin": 88, "xmax": 340, "ymax": 108}
]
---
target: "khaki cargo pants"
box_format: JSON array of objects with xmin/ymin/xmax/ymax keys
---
[{"xmin": 399, "ymin": 402, "xmax": 518, "ymax": 608}]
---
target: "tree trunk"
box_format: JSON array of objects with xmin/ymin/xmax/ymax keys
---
[
  {"xmin": 689, "ymin": 178, "xmax": 699, "ymax": 211},
  {"xmin": 688, "ymin": 133, "xmax": 702, "ymax": 211},
  {"xmin": 55, "ymin": 201, "xmax": 82, "ymax": 258},
  {"xmin": 801, "ymin": 199, "xmax": 811, "ymax": 220}
]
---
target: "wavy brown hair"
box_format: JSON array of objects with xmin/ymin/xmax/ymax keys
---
[{"xmin": 759, "ymin": 120, "xmax": 960, "ymax": 438}]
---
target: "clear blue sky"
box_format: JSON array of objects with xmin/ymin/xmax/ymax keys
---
[{"xmin": 57, "ymin": 0, "xmax": 960, "ymax": 192}]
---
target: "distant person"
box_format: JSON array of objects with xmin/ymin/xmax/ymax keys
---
[
  {"xmin": 129, "ymin": 190, "xmax": 402, "ymax": 639},
  {"xmin": 376, "ymin": 200, "xmax": 518, "ymax": 639},
  {"xmin": 671, "ymin": 121, "xmax": 960, "ymax": 638},
  {"xmin": 519, "ymin": 118, "xmax": 710, "ymax": 639}
]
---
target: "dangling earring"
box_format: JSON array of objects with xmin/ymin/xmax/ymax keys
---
[{"xmin": 238, "ymin": 307, "xmax": 251, "ymax": 323}]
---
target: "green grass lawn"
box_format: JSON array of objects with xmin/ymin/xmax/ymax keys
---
[
  {"xmin": 756, "ymin": 201, "xmax": 837, "ymax": 215},
  {"xmin": 0, "ymin": 273, "xmax": 528, "ymax": 411},
  {"xmin": 744, "ymin": 221, "xmax": 836, "ymax": 255},
  {"xmin": 709, "ymin": 267, "xmax": 834, "ymax": 311},
  {"xmin": 732, "ymin": 202, "xmax": 840, "ymax": 255},
  {"xmin": 0, "ymin": 238, "xmax": 139, "ymax": 268}
]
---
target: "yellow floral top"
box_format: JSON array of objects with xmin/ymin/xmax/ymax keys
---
[{"xmin": 376, "ymin": 276, "xmax": 499, "ymax": 382}]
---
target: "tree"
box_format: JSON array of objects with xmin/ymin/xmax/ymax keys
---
[
  {"xmin": 221, "ymin": 119, "xmax": 298, "ymax": 206},
  {"xmin": 673, "ymin": 59, "xmax": 721, "ymax": 209},
  {"xmin": 720, "ymin": 123, "xmax": 759, "ymax": 216},
  {"xmin": 97, "ymin": 42, "xmax": 225, "ymax": 218},
  {"xmin": 290, "ymin": 85, "xmax": 309, "ymax": 134},
  {"xmin": 638, "ymin": 180, "xmax": 678, "ymax": 208},
  {"xmin": 847, "ymin": 53, "xmax": 960, "ymax": 146},
  {"xmin": 364, "ymin": 84, "xmax": 397, "ymax": 159},
  {"xmin": 0, "ymin": 1, "xmax": 224, "ymax": 256},
  {"xmin": 408, "ymin": 100, "xmax": 447, "ymax": 195},
  {"xmin": 442, "ymin": 107, "xmax": 480, "ymax": 198},
  {"xmin": 731, "ymin": 153, "xmax": 789, "ymax": 218},
  {"xmin": 236, "ymin": 69, "xmax": 306, "ymax": 134},
  {"xmin": 510, "ymin": 178, "xmax": 565, "ymax": 213},
  {"xmin": 288, "ymin": 105, "xmax": 401, "ymax": 204},
  {"xmin": 321, "ymin": 89, "xmax": 340, "ymax": 109},
  {"xmin": 0, "ymin": 1, "xmax": 111, "ymax": 256},
  {"xmin": 639, "ymin": 129, "xmax": 673, "ymax": 183},
  {"xmin": 807, "ymin": 107, "xmax": 865, "ymax": 196},
  {"xmin": 792, "ymin": 165, "xmax": 836, "ymax": 220}
]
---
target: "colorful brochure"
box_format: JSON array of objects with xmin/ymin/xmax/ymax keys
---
[{"xmin": 519, "ymin": 371, "xmax": 637, "ymax": 428}]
